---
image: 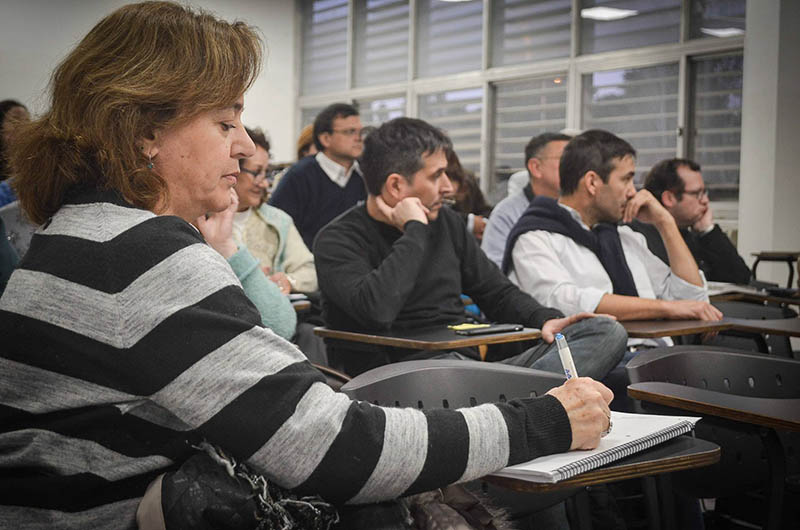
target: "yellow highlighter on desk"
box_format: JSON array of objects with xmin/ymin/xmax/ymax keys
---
[{"xmin": 448, "ymin": 323, "xmax": 490, "ymax": 331}]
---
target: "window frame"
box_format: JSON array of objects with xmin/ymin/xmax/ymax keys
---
[{"xmin": 296, "ymin": 0, "xmax": 745, "ymax": 217}]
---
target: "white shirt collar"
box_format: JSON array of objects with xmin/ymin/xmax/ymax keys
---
[
  {"xmin": 556, "ymin": 202, "xmax": 593, "ymax": 230},
  {"xmin": 316, "ymin": 151, "xmax": 360, "ymax": 188}
]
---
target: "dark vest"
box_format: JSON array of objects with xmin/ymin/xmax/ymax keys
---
[{"xmin": 502, "ymin": 196, "xmax": 639, "ymax": 297}]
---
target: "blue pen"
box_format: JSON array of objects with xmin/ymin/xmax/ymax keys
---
[{"xmin": 555, "ymin": 333, "xmax": 578, "ymax": 380}]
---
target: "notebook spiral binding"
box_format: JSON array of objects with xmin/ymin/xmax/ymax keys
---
[{"xmin": 554, "ymin": 420, "xmax": 695, "ymax": 482}]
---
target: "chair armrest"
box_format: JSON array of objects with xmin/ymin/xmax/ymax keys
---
[{"xmin": 628, "ymin": 382, "xmax": 800, "ymax": 432}]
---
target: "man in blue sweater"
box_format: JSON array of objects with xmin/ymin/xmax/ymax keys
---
[{"xmin": 269, "ymin": 103, "xmax": 367, "ymax": 249}]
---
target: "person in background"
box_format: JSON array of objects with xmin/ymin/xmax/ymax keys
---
[
  {"xmin": 505, "ymin": 130, "xmax": 721, "ymax": 342},
  {"xmin": 232, "ymin": 127, "xmax": 317, "ymax": 294},
  {"xmin": 636, "ymin": 158, "xmax": 751, "ymax": 284},
  {"xmin": 269, "ymin": 103, "xmax": 366, "ymax": 248},
  {"xmin": 482, "ymin": 132, "xmax": 570, "ymax": 269},
  {"xmin": 0, "ymin": 216, "xmax": 18, "ymax": 296},
  {"xmin": 269, "ymin": 123, "xmax": 319, "ymax": 194},
  {"xmin": 0, "ymin": 3, "xmax": 613, "ymax": 527},
  {"xmin": 0, "ymin": 100, "xmax": 31, "ymax": 207},
  {"xmin": 314, "ymin": 117, "xmax": 627, "ymax": 378},
  {"xmin": 444, "ymin": 148, "xmax": 492, "ymax": 241},
  {"xmin": 296, "ymin": 123, "xmax": 317, "ymax": 160},
  {"xmin": 197, "ymin": 188, "xmax": 297, "ymax": 340}
]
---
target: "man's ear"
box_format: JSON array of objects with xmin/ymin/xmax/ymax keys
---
[
  {"xmin": 318, "ymin": 132, "xmax": 332, "ymax": 151},
  {"xmin": 527, "ymin": 157, "xmax": 541, "ymax": 179},
  {"xmin": 383, "ymin": 172, "xmax": 409, "ymax": 201},
  {"xmin": 584, "ymin": 170, "xmax": 602, "ymax": 196},
  {"xmin": 661, "ymin": 190, "xmax": 677, "ymax": 208}
]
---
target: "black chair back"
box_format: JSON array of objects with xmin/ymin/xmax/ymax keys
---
[
  {"xmin": 341, "ymin": 360, "xmax": 573, "ymax": 521},
  {"xmin": 626, "ymin": 346, "xmax": 800, "ymax": 502}
]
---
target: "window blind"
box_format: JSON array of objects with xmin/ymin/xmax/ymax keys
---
[
  {"xmin": 491, "ymin": 75, "xmax": 567, "ymax": 203},
  {"xmin": 583, "ymin": 63, "xmax": 679, "ymax": 182},
  {"xmin": 354, "ymin": 0, "xmax": 410, "ymax": 87}
]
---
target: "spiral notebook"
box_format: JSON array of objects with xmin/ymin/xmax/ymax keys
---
[{"xmin": 491, "ymin": 411, "xmax": 701, "ymax": 483}]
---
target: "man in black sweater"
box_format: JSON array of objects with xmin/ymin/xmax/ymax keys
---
[
  {"xmin": 635, "ymin": 158, "xmax": 751, "ymax": 284},
  {"xmin": 314, "ymin": 117, "xmax": 627, "ymax": 377},
  {"xmin": 269, "ymin": 103, "xmax": 367, "ymax": 249}
]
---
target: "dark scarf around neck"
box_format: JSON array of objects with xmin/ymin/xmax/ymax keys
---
[{"xmin": 502, "ymin": 196, "xmax": 639, "ymax": 297}]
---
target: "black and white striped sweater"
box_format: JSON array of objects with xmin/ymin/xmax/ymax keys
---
[{"xmin": 0, "ymin": 188, "xmax": 571, "ymax": 528}]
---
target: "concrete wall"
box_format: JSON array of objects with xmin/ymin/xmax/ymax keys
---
[
  {"xmin": 739, "ymin": 0, "xmax": 800, "ymax": 285},
  {"xmin": 0, "ymin": 0, "xmax": 298, "ymax": 162}
]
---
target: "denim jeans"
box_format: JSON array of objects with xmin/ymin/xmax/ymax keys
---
[{"xmin": 498, "ymin": 316, "xmax": 628, "ymax": 381}]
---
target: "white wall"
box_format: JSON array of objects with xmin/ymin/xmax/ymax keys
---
[
  {"xmin": 0, "ymin": 0, "xmax": 297, "ymax": 162},
  {"xmin": 739, "ymin": 0, "xmax": 800, "ymax": 285}
]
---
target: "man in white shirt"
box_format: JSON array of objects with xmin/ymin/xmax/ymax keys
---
[
  {"xmin": 482, "ymin": 132, "xmax": 571, "ymax": 268},
  {"xmin": 504, "ymin": 130, "xmax": 722, "ymax": 337},
  {"xmin": 269, "ymin": 103, "xmax": 367, "ymax": 249}
]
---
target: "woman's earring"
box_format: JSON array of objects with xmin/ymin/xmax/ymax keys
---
[{"xmin": 147, "ymin": 154, "xmax": 154, "ymax": 170}]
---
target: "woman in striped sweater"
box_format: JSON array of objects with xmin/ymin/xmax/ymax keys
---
[{"xmin": 0, "ymin": 2, "xmax": 612, "ymax": 528}]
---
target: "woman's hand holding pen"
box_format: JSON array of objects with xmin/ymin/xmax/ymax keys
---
[{"xmin": 547, "ymin": 378, "xmax": 613, "ymax": 450}]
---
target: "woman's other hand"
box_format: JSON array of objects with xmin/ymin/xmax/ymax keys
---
[{"xmin": 196, "ymin": 188, "xmax": 239, "ymax": 259}]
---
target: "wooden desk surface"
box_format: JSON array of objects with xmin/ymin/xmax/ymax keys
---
[
  {"xmin": 725, "ymin": 316, "xmax": 800, "ymax": 337},
  {"xmin": 291, "ymin": 300, "xmax": 311, "ymax": 312},
  {"xmin": 710, "ymin": 292, "xmax": 800, "ymax": 306},
  {"xmin": 628, "ymin": 382, "xmax": 800, "ymax": 432},
  {"xmin": 314, "ymin": 325, "xmax": 541, "ymax": 351},
  {"xmin": 622, "ymin": 319, "xmax": 733, "ymax": 338},
  {"xmin": 485, "ymin": 436, "xmax": 720, "ymax": 493},
  {"xmin": 751, "ymin": 251, "xmax": 800, "ymax": 260}
]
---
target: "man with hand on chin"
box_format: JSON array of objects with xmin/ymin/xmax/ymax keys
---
[
  {"xmin": 635, "ymin": 158, "xmax": 751, "ymax": 284},
  {"xmin": 504, "ymin": 130, "xmax": 721, "ymax": 349},
  {"xmin": 314, "ymin": 118, "xmax": 627, "ymax": 377}
]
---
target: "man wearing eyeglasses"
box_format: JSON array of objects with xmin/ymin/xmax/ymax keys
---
[
  {"xmin": 269, "ymin": 102, "xmax": 366, "ymax": 249},
  {"xmin": 635, "ymin": 158, "xmax": 751, "ymax": 284}
]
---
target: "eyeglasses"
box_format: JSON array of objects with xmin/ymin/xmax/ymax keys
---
[
  {"xmin": 331, "ymin": 128, "xmax": 363, "ymax": 137},
  {"xmin": 682, "ymin": 188, "xmax": 708, "ymax": 200},
  {"xmin": 240, "ymin": 167, "xmax": 269, "ymax": 184}
]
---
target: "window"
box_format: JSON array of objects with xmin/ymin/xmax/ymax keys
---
[
  {"xmin": 490, "ymin": 0, "xmax": 571, "ymax": 67},
  {"xmin": 300, "ymin": 0, "xmax": 349, "ymax": 95},
  {"xmin": 491, "ymin": 75, "xmax": 568, "ymax": 203},
  {"xmin": 298, "ymin": 0, "xmax": 746, "ymax": 219},
  {"xmin": 689, "ymin": 0, "xmax": 746, "ymax": 40},
  {"xmin": 416, "ymin": 0, "xmax": 483, "ymax": 77},
  {"xmin": 418, "ymin": 88, "xmax": 483, "ymax": 172},
  {"xmin": 579, "ymin": 0, "xmax": 681, "ymax": 55},
  {"xmin": 688, "ymin": 53, "xmax": 743, "ymax": 202},
  {"xmin": 300, "ymin": 106, "xmax": 328, "ymax": 128},
  {"xmin": 354, "ymin": 0, "xmax": 410, "ymax": 87},
  {"xmin": 355, "ymin": 95, "xmax": 407, "ymax": 126},
  {"xmin": 583, "ymin": 63, "xmax": 679, "ymax": 181}
]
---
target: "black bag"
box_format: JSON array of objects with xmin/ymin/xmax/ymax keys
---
[{"xmin": 160, "ymin": 443, "xmax": 339, "ymax": 530}]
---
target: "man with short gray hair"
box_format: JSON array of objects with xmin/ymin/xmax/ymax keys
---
[{"xmin": 482, "ymin": 132, "xmax": 571, "ymax": 268}]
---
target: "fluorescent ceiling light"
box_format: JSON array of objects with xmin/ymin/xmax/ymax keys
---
[
  {"xmin": 700, "ymin": 27, "xmax": 745, "ymax": 38},
  {"xmin": 581, "ymin": 7, "xmax": 638, "ymax": 21}
]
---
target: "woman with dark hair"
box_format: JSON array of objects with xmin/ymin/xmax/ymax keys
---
[
  {"xmin": 231, "ymin": 127, "xmax": 317, "ymax": 294},
  {"xmin": 445, "ymin": 149, "xmax": 493, "ymax": 241},
  {"xmin": 0, "ymin": 2, "xmax": 611, "ymax": 528},
  {"xmin": 0, "ymin": 99, "xmax": 30, "ymax": 206}
]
